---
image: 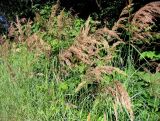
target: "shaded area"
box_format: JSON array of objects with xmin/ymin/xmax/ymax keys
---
[
  {"xmin": 0, "ymin": 0, "xmax": 159, "ymax": 24},
  {"xmin": 0, "ymin": 0, "xmax": 54, "ymax": 20}
]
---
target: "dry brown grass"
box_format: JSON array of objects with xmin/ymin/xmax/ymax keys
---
[
  {"xmin": 112, "ymin": 3, "xmax": 134, "ymax": 31},
  {"xmin": 0, "ymin": 35, "xmax": 5, "ymax": 45},
  {"xmin": 0, "ymin": 40, "xmax": 10, "ymax": 58},
  {"xmin": 75, "ymin": 66, "xmax": 127, "ymax": 93},
  {"xmin": 47, "ymin": 0, "xmax": 60, "ymax": 34},
  {"xmin": 46, "ymin": 4, "xmax": 75, "ymax": 42},
  {"xmin": 104, "ymin": 81, "xmax": 134, "ymax": 121},
  {"xmin": 112, "ymin": 1, "xmax": 160, "ymax": 42},
  {"xmin": 48, "ymin": 0, "xmax": 60, "ymax": 24},
  {"xmin": 59, "ymin": 17, "xmax": 124, "ymax": 66},
  {"xmin": 132, "ymin": 1, "xmax": 160, "ymax": 30},
  {"xmin": 26, "ymin": 33, "xmax": 51, "ymax": 56},
  {"xmin": 59, "ymin": 17, "xmax": 126, "ymax": 93},
  {"xmin": 8, "ymin": 16, "xmax": 32, "ymax": 42},
  {"xmin": 86, "ymin": 66, "xmax": 127, "ymax": 81},
  {"xmin": 7, "ymin": 16, "xmax": 51, "ymax": 57},
  {"xmin": 131, "ymin": 1, "xmax": 160, "ymax": 41}
]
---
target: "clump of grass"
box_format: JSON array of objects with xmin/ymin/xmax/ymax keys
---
[
  {"xmin": 104, "ymin": 81, "xmax": 134, "ymax": 121},
  {"xmin": 1, "ymin": 1, "xmax": 160, "ymax": 121}
]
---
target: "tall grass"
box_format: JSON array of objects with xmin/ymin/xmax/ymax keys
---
[
  {"xmin": 0, "ymin": 1, "xmax": 160, "ymax": 121},
  {"xmin": 0, "ymin": 43, "xmax": 85, "ymax": 121}
]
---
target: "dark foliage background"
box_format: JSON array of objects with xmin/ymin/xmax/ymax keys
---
[
  {"xmin": 0, "ymin": 0, "xmax": 159, "ymax": 33},
  {"xmin": 1, "ymin": 0, "xmax": 158, "ymax": 21},
  {"xmin": 0, "ymin": 0, "xmax": 53, "ymax": 20}
]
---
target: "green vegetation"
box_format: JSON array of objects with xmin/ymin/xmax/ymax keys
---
[{"xmin": 0, "ymin": 1, "xmax": 160, "ymax": 121}]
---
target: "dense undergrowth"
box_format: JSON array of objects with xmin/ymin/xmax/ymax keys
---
[{"xmin": 0, "ymin": 1, "xmax": 160, "ymax": 121}]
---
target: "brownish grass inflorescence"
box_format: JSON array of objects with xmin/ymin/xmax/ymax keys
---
[
  {"xmin": 59, "ymin": 17, "xmax": 124, "ymax": 66},
  {"xmin": 131, "ymin": 1, "xmax": 160, "ymax": 41},
  {"xmin": 26, "ymin": 33, "xmax": 51, "ymax": 57},
  {"xmin": 58, "ymin": 14, "xmax": 135, "ymax": 120},
  {"xmin": 7, "ymin": 16, "xmax": 51, "ymax": 57},
  {"xmin": 104, "ymin": 81, "xmax": 134, "ymax": 121},
  {"xmin": 59, "ymin": 16, "xmax": 126, "ymax": 93},
  {"xmin": 112, "ymin": 1, "xmax": 160, "ymax": 42}
]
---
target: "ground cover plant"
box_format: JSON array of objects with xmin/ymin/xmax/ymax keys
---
[{"xmin": 0, "ymin": 1, "xmax": 160, "ymax": 121}]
